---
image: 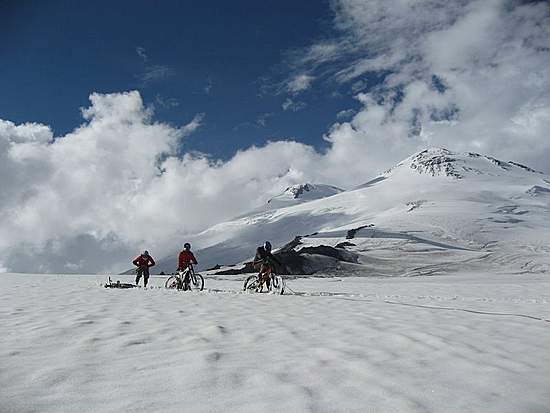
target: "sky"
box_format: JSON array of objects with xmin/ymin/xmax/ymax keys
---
[
  {"xmin": 1, "ymin": 0, "xmax": 348, "ymax": 158},
  {"xmin": 1, "ymin": 0, "xmax": 550, "ymax": 273}
]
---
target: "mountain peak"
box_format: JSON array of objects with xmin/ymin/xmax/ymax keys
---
[
  {"xmin": 407, "ymin": 148, "xmax": 463, "ymax": 179},
  {"xmin": 267, "ymin": 183, "xmax": 343, "ymax": 205},
  {"xmin": 387, "ymin": 147, "xmax": 542, "ymax": 180}
]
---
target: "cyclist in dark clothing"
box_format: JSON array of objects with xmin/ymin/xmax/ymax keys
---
[
  {"xmin": 253, "ymin": 241, "xmax": 281, "ymax": 291},
  {"xmin": 133, "ymin": 250, "xmax": 155, "ymax": 287}
]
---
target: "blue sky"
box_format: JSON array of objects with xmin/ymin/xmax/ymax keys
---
[{"xmin": 1, "ymin": 0, "xmax": 360, "ymax": 159}]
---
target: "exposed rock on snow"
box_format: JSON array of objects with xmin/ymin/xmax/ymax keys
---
[
  {"xmin": 408, "ymin": 148, "xmax": 464, "ymax": 178},
  {"xmin": 509, "ymin": 161, "xmax": 542, "ymax": 174},
  {"xmin": 212, "ymin": 236, "xmax": 359, "ymax": 276},
  {"xmin": 266, "ymin": 183, "xmax": 343, "ymax": 208},
  {"xmin": 346, "ymin": 224, "xmax": 374, "ymax": 239}
]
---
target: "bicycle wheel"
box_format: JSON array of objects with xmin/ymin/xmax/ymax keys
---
[
  {"xmin": 272, "ymin": 275, "xmax": 285, "ymax": 295},
  {"xmin": 188, "ymin": 273, "xmax": 204, "ymax": 291},
  {"xmin": 165, "ymin": 275, "xmax": 180, "ymax": 289},
  {"xmin": 243, "ymin": 275, "xmax": 260, "ymax": 292}
]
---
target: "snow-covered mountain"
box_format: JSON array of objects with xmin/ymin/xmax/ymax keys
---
[
  {"xmin": 153, "ymin": 148, "xmax": 550, "ymax": 276},
  {"xmin": 266, "ymin": 183, "xmax": 343, "ymax": 208}
]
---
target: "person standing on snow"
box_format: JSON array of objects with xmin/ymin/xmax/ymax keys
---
[
  {"xmin": 253, "ymin": 241, "xmax": 281, "ymax": 291},
  {"xmin": 178, "ymin": 242, "xmax": 198, "ymax": 271},
  {"xmin": 133, "ymin": 250, "xmax": 156, "ymax": 287}
]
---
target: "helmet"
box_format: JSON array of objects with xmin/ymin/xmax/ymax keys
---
[
  {"xmin": 142, "ymin": 250, "xmax": 149, "ymax": 256},
  {"xmin": 183, "ymin": 242, "xmax": 191, "ymax": 250},
  {"xmin": 264, "ymin": 241, "xmax": 272, "ymax": 252}
]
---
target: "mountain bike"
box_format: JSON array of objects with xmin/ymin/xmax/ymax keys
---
[
  {"xmin": 243, "ymin": 271, "xmax": 285, "ymax": 295},
  {"xmin": 165, "ymin": 264, "xmax": 204, "ymax": 291},
  {"xmin": 104, "ymin": 276, "xmax": 136, "ymax": 289}
]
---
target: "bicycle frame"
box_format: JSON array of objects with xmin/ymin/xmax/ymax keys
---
[
  {"xmin": 178, "ymin": 265, "xmax": 196, "ymax": 286},
  {"xmin": 165, "ymin": 264, "xmax": 204, "ymax": 291}
]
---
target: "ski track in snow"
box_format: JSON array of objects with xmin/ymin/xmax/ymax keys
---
[{"xmin": 1, "ymin": 273, "xmax": 550, "ymax": 413}]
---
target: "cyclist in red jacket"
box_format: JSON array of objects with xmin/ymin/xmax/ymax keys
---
[
  {"xmin": 133, "ymin": 250, "xmax": 155, "ymax": 287},
  {"xmin": 178, "ymin": 242, "xmax": 198, "ymax": 271}
]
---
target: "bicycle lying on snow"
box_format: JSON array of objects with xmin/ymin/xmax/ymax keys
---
[
  {"xmin": 243, "ymin": 271, "xmax": 285, "ymax": 295},
  {"xmin": 165, "ymin": 264, "xmax": 204, "ymax": 291}
]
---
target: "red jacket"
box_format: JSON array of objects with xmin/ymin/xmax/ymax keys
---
[
  {"xmin": 133, "ymin": 255, "xmax": 155, "ymax": 268},
  {"xmin": 178, "ymin": 250, "xmax": 197, "ymax": 270}
]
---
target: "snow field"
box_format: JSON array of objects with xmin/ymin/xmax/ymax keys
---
[{"xmin": 2, "ymin": 273, "xmax": 550, "ymax": 413}]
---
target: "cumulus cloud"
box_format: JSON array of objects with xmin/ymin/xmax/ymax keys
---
[
  {"xmin": 0, "ymin": 91, "xmax": 339, "ymax": 273},
  {"xmin": 0, "ymin": 92, "xmax": 193, "ymax": 273}
]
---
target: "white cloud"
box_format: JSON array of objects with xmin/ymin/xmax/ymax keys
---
[
  {"xmin": 282, "ymin": 98, "xmax": 307, "ymax": 112},
  {"xmin": 0, "ymin": 92, "xmax": 194, "ymax": 273},
  {"xmin": 283, "ymin": 0, "xmax": 550, "ymax": 172},
  {"xmin": 135, "ymin": 47, "xmax": 174, "ymax": 85},
  {"xmin": 139, "ymin": 65, "xmax": 175, "ymax": 84},
  {"xmin": 286, "ymin": 73, "xmax": 315, "ymax": 94},
  {"xmin": 181, "ymin": 113, "xmax": 205, "ymax": 135},
  {"xmin": 256, "ymin": 112, "xmax": 273, "ymax": 127},
  {"xmin": 336, "ymin": 109, "xmax": 355, "ymax": 120},
  {"xmin": 154, "ymin": 95, "xmax": 179, "ymax": 109}
]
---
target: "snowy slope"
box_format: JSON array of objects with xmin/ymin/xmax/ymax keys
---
[
  {"xmin": 2, "ymin": 273, "xmax": 550, "ymax": 413},
  {"xmin": 154, "ymin": 148, "xmax": 550, "ymax": 275}
]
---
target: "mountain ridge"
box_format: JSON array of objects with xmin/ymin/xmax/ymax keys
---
[{"xmin": 150, "ymin": 147, "xmax": 550, "ymax": 276}]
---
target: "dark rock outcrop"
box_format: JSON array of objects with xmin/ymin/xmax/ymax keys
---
[
  {"xmin": 335, "ymin": 241, "xmax": 356, "ymax": 249},
  {"xmin": 212, "ymin": 240, "xmax": 359, "ymax": 276},
  {"xmin": 346, "ymin": 224, "xmax": 374, "ymax": 239}
]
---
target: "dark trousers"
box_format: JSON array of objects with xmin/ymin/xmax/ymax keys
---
[{"xmin": 136, "ymin": 266, "xmax": 150, "ymax": 287}]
